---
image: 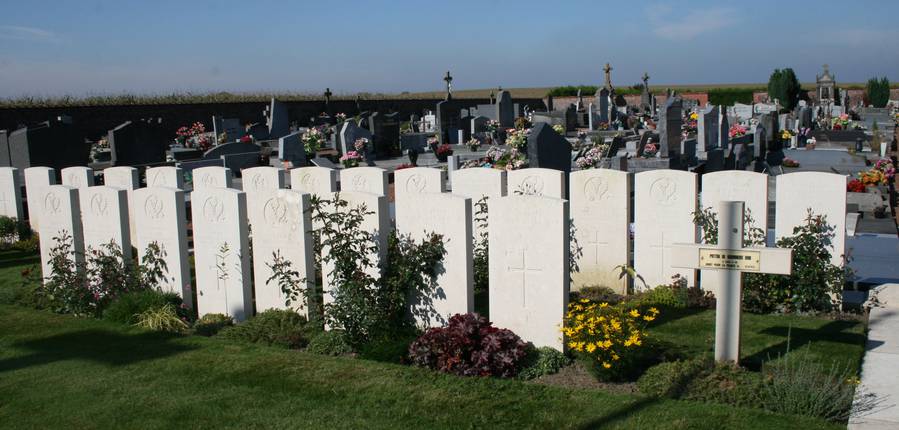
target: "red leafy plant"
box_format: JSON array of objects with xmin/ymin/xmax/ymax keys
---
[{"xmin": 408, "ymin": 313, "xmax": 530, "ymax": 378}]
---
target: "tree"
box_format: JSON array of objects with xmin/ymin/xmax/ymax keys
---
[
  {"xmin": 865, "ymin": 76, "xmax": 890, "ymax": 108},
  {"xmin": 767, "ymin": 68, "xmax": 802, "ymax": 111}
]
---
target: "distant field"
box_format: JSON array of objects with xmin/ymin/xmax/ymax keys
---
[{"xmin": 0, "ymin": 83, "xmax": 889, "ymax": 108}]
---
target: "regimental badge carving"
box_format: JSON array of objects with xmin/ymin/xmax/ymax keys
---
[
  {"xmin": 251, "ymin": 174, "xmax": 266, "ymax": 191},
  {"xmin": 650, "ymin": 177, "xmax": 677, "ymax": 206},
  {"xmin": 299, "ymin": 173, "xmax": 317, "ymax": 191},
  {"xmin": 89, "ymin": 193, "xmax": 108, "ymax": 216},
  {"xmin": 405, "ymin": 174, "xmax": 427, "ymax": 193},
  {"xmin": 144, "ymin": 194, "xmax": 164, "ymax": 219},
  {"xmin": 151, "ymin": 171, "xmax": 165, "ymax": 187},
  {"xmin": 43, "ymin": 191, "xmax": 61, "ymax": 215},
  {"xmin": 351, "ymin": 174, "xmax": 368, "ymax": 191},
  {"xmin": 201, "ymin": 173, "xmax": 217, "ymax": 188},
  {"xmin": 202, "ymin": 196, "xmax": 225, "ymax": 223},
  {"xmin": 584, "ymin": 176, "xmax": 610, "ymax": 202},
  {"xmin": 67, "ymin": 173, "xmax": 83, "ymax": 188},
  {"xmin": 518, "ymin": 175, "xmax": 545, "ymax": 196},
  {"xmin": 262, "ymin": 197, "xmax": 289, "ymax": 227}
]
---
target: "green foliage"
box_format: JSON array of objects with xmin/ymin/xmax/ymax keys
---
[
  {"xmin": 519, "ymin": 347, "xmax": 571, "ymax": 380},
  {"xmin": 708, "ymin": 88, "xmax": 755, "ymax": 106},
  {"xmin": 265, "ymin": 250, "xmax": 309, "ymax": 313},
  {"xmin": 134, "ymin": 303, "xmax": 189, "ymax": 333},
  {"xmin": 693, "ymin": 206, "xmax": 766, "ymax": 247},
  {"xmin": 305, "ymin": 330, "xmax": 354, "ymax": 356},
  {"xmin": 218, "ymin": 309, "xmax": 310, "ymax": 349},
  {"xmin": 767, "ymin": 68, "xmax": 802, "ymax": 111},
  {"xmin": 547, "ymin": 85, "xmax": 599, "ymax": 97},
  {"xmin": 513, "ymin": 116, "xmax": 531, "ymax": 130},
  {"xmin": 573, "ymin": 286, "xmax": 624, "ymax": 305},
  {"xmin": 36, "ymin": 231, "xmax": 93, "ymax": 315},
  {"xmin": 309, "ymin": 193, "xmax": 445, "ymax": 348},
  {"xmin": 759, "ymin": 350, "xmax": 878, "ymax": 422},
  {"xmin": 637, "ymin": 358, "xmax": 710, "ymax": 398},
  {"xmin": 0, "ymin": 216, "xmax": 33, "ymax": 247},
  {"xmin": 630, "ymin": 275, "xmax": 715, "ymax": 310},
  {"xmin": 865, "ymin": 76, "xmax": 890, "ymax": 108},
  {"xmin": 744, "ymin": 211, "xmax": 847, "ymax": 313},
  {"xmin": 104, "ymin": 289, "xmax": 186, "ymax": 325},
  {"xmin": 472, "ymin": 196, "xmax": 489, "ymax": 295},
  {"xmin": 193, "ymin": 313, "xmax": 234, "ymax": 336}
]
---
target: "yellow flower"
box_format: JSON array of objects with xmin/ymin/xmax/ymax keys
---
[
  {"xmin": 579, "ymin": 298, "xmax": 589, "ymax": 303},
  {"xmin": 602, "ymin": 362, "xmax": 612, "ymax": 369},
  {"xmin": 612, "ymin": 353, "xmax": 620, "ymax": 361},
  {"xmin": 586, "ymin": 343, "xmax": 597, "ymax": 353},
  {"xmin": 629, "ymin": 309, "xmax": 640, "ymax": 318},
  {"xmin": 649, "ymin": 307, "xmax": 659, "ymax": 314},
  {"xmin": 599, "ymin": 302, "xmax": 609, "ymax": 308},
  {"xmin": 643, "ymin": 315, "xmax": 655, "ymax": 322}
]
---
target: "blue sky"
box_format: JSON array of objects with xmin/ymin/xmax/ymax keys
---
[{"xmin": 0, "ymin": 0, "xmax": 897, "ymax": 97}]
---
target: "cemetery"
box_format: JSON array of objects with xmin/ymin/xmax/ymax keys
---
[{"xmin": 4, "ymin": 4, "xmax": 899, "ymax": 427}]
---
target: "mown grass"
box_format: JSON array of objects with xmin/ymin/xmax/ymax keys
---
[{"xmin": 0, "ymin": 250, "xmax": 858, "ymax": 429}]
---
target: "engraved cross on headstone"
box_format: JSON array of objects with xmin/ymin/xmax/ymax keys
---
[
  {"xmin": 585, "ymin": 229, "xmax": 609, "ymax": 265},
  {"xmin": 671, "ymin": 201, "xmax": 792, "ymax": 363},
  {"xmin": 507, "ymin": 248, "xmax": 542, "ymax": 308}
]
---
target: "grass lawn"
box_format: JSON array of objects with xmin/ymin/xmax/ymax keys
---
[{"xmin": 0, "ymin": 250, "xmax": 861, "ymax": 429}]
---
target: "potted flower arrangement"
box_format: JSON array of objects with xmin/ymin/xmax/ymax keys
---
[
  {"xmin": 728, "ymin": 124, "xmax": 747, "ymax": 139},
  {"xmin": 642, "ymin": 143, "xmax": 658, "ymax": 158},
  {"xmin": 302, "ymin": 127, "xmax": 325, "ymax": 158},
  {"xmin": 460, "ymin": 145, "xmax": 528, "ymax": 170},
  {"xmin": 780, "ymin": 129, "xmax": 794, "ymax": 143},
  {"xmin": 505, "ymin": 128, "xmax": 529, "ymax": 150},
  {"xmin": 598, "ymin": 121, "xmax": 610, "ymax": 131},
  {"xmin": 90, "ymin": 136, "xmax": 110, "ymax": 163},
  {"xmin": 552, "ymin": 124, "xmax": 565, "ymax": 135},
  {"xmin": 354, "ymin": 137, "xmax": 368, "ymax": 154},
  {"xmin": 466, "ymin": 138, "xmax": 480, "ymax": 152},
  {"xmin": 240, "ymin": 135, "xmax": 254, "ymax": 144},
  {"xmin": 514, "ymin": 117, "xmax": 531, "ymax": 130},
  {"xmin": 858, "ymin": 158, "xmax": 896, "ymax": 187},
  {"xmin": 681, "ymin": 112, "xmax": 698, "ymax": 136},
  {"xmin": 435, "ymin": 144, "xmax": 453, "ymax": 162},
  {"xmin": 335, "ymin": 112, "xmax": 347, "ymax": 123},
  {"xmin": 340, "ymin": 151, "xmax": 362, "ymax": 168},
  {"xmin": 574, "ymin": 143, "xmax": 609, "ymax": 170},
  {"xmin": 832, "ymin": 113, "xmax": 851, "ymax": 130},
  {"xmin": 847, "ymin": 178, "xmax": 866, "ymax": 193},
  {"xmin": 175, "ymin": 122, "xmax": 211, "ymax": 151}
]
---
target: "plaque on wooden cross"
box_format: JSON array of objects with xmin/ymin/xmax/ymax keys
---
[{"xmin": 671, "ymin": 201, "xmax": 792, "ymax": 363}]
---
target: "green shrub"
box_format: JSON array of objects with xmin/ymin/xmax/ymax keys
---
[
  {"xmin": 218, "ymin": 309, "xmax": 310, "ymax": 349},
  {"xmin": 573, "ymin": 286, "xmax": 623, "ymax": 305},
  {"xmin": 104, "ymin": 289, "xmax": 186, "ymax": 325},
  {"xmin": 12, "ymin": 234, "xmax": 40, "ymax": 253},
  {"xmin": 0, "ymin": 216, "xmax": 32, "ymax": 246},
  {"xmin": 305, "ymin": 330, "xmax": 354, "ymax": 356},
  {"xmin": 472, "ymin": 197, "xmax": 489, "ymax": 295},
  {"xmin": 193, "ymin": 313, "xmax": 234, "ymax": 336},
  {"xmin": 768, "ymin": 68, "xmax": 802, "ymax": 111},
  {"xmin": 759, "ymin": 351, "xmax": 877, "ymax": 422},
  {"xmin": 637, "ymin": 358, "xmax": 709, "ymax": 398},
  {"xmin": 519, "ymin": 347, "xmax": 570, "ymax": 380},
  {"xmin": 865, "ymin": 76, "xmax": 890, "ymax": 108},
  {"xmin": 134, "ymin": 303, "xmax": 189, "ymax": 333},
  {"xmin": 708, "ymin": 88, "xmax": 756, "ymax": 106},
  {"xmin": 358, "ymin": 330, "xmax": 419, "ymax": 363},
  {"xmin": 682, "ymin": 362, "xmax": 761, "ymax": 408},
  {"xmin": 744, "ymin": 211, "xmax": 847, "ymax": 313}
]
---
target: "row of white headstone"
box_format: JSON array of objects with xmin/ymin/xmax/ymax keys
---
[{"xmin": 0, "ymin": 165, "xmax": 847, "ymax": 350}]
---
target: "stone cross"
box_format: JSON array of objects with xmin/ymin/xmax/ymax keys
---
[
  {"xmin": 443, "ymin": 71, "xmax": 453, "ymax": 100},
  {"xmin": 324, "ymin": 87, "xmax": 332, "ymax": 108},
  {"xmin": 603, "ymin": 63, "xmax": 613, "ymax": 89},
  {"xmin": 671, "ymin": 201, "xmax": 792, "ymax": 363},
  {"xmin": 642, "ymin": 72, "xmax": 649, "ymax": 87}
]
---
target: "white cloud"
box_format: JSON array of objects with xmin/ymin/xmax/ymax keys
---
[
  {"xmin": 645, "ymin": 5, "xmax": 737, "ymax": 41},
  {"xmin": 0, "ymin": 25, "xmax": 61, "ymax": 43}
]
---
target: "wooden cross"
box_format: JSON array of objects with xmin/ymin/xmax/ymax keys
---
[
  {"xmin": 507, "ymin": 248, "xmax": 542, "ymax": 308},
  {"xmin": 671, "ymin": 201, "xmax": 792, "ymax": 363}
]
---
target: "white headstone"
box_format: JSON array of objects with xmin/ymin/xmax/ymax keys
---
[
  {"xmin": 241, "ymin": 167, "xmax": 285, "ymax": 222},
  {"xmin": 145, "ymin": 166, "xmax": 185, "ymax": 189},
  {"xmin": 507, "ymin": 168, "xmax": 566, "ymax": 199},
  {"xmin": 38, "ymin": 185, "xmax": 84, "ymax": 279},
  {"xmin": 634, "ymin": 170, "xmax": 698, "ymax": 288},
  {"xmin": 192, "ymin": 166, "xmax": 233, "ymax": 190},
  {"xmin": 451, "ymin": 168, "xmax": 507, "ymax": 242},
  {"xmin": 191, "ymin": 187, "xmax": 252, "ymax": 321},
  {"xmin": 249, "ymin": 189, "xmax": 315, "ymax": 315},
  {"xmin": 489, "ymin": 195, "xmax": 569, "ymax": 349},
  {"xmin": 24, "ymin": 167, "xmax": 56, "ymax": 232},
  {"xmin": 396, "ymin": 192, "xmax": 473, "ymax": 327},
  {"xmin": 133, "ymin": 187, "xmax": 192, "ymax": 306},
  {"xmin": 290, "ymin": 166, "xmax": 337, "ymax": 199},
  {"xmin": 321, "ymin": 191, "xmax": 390, "ymax": 323},
  {"xmin": 79, "ymin": 186, "xmax": 130, "ymax": 256},
  {"xmin": 701, "ymin": 171, "xmax": 768, "ymax": 232},
  {"xmin": 393, "ymin": 167, "xmax": 446, "ymax": 201},
  {"xmin": 61, "ymin": 166, "xmax": 95, "ymax": 189},
  {"xmin": 570, "ymin": 169, "xmax": 630, "ymax": 293},
  {"xmin": 0, "ymin": 167, "xmax": 24, "ymax": 221},
  {"xmin": 775, "ymin": 172, "xmax": 847, "ymax": 266},
  {"xmin": 103, "ymin": 166, "xmax": 140, "ymax": 243},
  {"xmin": 339, "ymin": 167, "xmax": 388, "ymax": 196}
]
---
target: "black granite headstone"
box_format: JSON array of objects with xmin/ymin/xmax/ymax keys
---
[{"xmin": 527, "ymin": 123, "xmax": 571, "ymax": 174}]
